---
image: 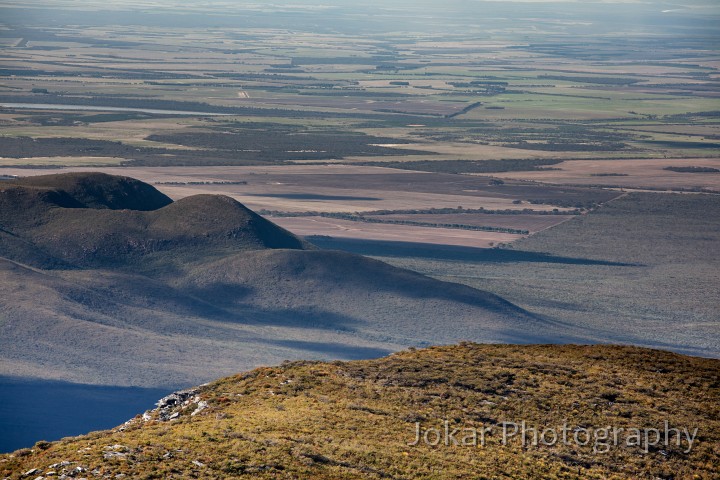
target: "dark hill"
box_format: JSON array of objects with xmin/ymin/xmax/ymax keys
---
[
  {"xmin": 152, "ymin": 195, "xmax": 305, "ymax": 250},
  {"xmin": 6, "ymin": 172, "xmax": 173, "ymax": 211},
  {"xmin": 2, "ymin": 344, "xmax": 718, "ymax": 479},
  {"xmin": 0, "ymin": 173, "xmax": 583, "ymax": 388},
  {"xmin": 0, "ymin": 176, "xmax": 306, "ymax": 268}
]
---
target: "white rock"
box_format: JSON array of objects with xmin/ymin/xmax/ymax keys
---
[
  {"xmin": 103, "ymin": 445, "xmax": 128, "ymax": 452},
  {"xmin": 191, "ymin": 401, "xmax": 209, "ymax": 416},
  {"xmin": 103, "ymin": 452, "xmax": 127, "ymax": 460}
]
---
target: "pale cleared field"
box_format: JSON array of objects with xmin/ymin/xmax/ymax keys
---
[
  {"xmin": 364, "ymin": 213, "xmax": 575, "ymax": 233},
  {"xmin": 494, "ymin": 158, "xmax": 720, "ymax": 191},
  {"xmin": 0, "ymin": 115, "xmax": 208, "ymax": 149},
  {"xmin": 271, "ymin": 216, "xmax": 524, "ymax": 248},
  {"xmin": 170, "ymin": 186, "xmax": 547, "ymax": 213}
]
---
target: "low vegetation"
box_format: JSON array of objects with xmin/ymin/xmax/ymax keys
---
[
  {"xmin": 1, "ymin": 343, "xmax": 718, "ymax": 479},
  {"xmin": 359, "ymin": 159, "xmax": 564, "ymax": 174},
  {"xmin": 663, "ymin": 166, "xmax": 720, "ymax": 174}
]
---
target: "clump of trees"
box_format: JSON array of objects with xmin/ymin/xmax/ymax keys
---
[{"xmin": 663, "ymin": 166, "xmax": 719, "ymax": 173}]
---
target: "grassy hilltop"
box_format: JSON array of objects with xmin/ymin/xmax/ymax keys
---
[{"xmin": 1, "ymin": 343, "xmax": 718, "ymax": 479}]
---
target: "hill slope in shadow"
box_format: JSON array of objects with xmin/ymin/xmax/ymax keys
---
[{"xmin": 0, "ymin": 173, "xmax": 581, "ymax": 387}]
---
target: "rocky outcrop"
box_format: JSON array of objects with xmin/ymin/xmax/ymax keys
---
[{"xmin": 130, "ymin": 387, "xmax": 206, "ymax": 424}]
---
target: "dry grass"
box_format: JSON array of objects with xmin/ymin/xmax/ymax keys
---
[{"xmin": 1, "ymin": 344, "xmax": 718, "ymax": 479}]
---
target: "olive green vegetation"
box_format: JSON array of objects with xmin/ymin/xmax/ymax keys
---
[{"xmin": 2, "ymin": 344, "xmax": 718, "ymax": 479}]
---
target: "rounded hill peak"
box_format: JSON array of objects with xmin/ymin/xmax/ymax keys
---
[
  {"xmin": 9, "ymin": 172, "xmax": 173, "ymax": 211},
  {"xmin": 0, "ymin": 173, "xmax": 307, "ymax": 268},
  {"xmin": 150, "ymin": 194, "xmax": 306, "ymax": 251}
]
